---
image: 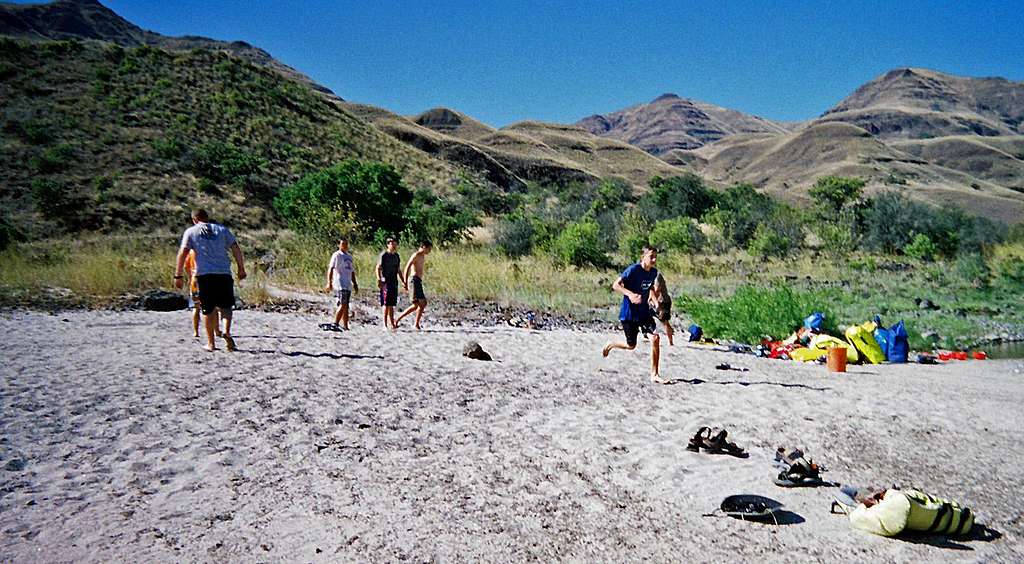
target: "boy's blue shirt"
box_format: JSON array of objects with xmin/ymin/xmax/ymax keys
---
[{"xmin": 618, "ymin": 263, "xmax": 658, "ymax": 322}]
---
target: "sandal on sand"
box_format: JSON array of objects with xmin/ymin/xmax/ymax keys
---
[
  {"xmin": 687, "ymin": 427, "xmax": 749, "ymax": 458},
  {"xmin": 774, "ymin": 456, "xmax": 832, "ymax": 487},
  {"xmin": 318, "ymin": 323, "xmax": 344, "ymax": 332}
]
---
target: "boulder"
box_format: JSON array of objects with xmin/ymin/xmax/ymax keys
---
[
  {"xmin": 462, "ymin": 341, "xmax": 492, "ymax": 361},
  {"xmin": 141, "ymin": 290, "xmax": 188, "ymax": 311}
]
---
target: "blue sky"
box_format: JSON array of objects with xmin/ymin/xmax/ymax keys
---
[{"xmin": 31, "ymin": 1, "xmax": 1024, "ymax": 126}]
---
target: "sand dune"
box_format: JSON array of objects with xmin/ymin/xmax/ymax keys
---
[{"xmin": 1, "ymin": 310, "xmax": 1022, "ymax": 562}]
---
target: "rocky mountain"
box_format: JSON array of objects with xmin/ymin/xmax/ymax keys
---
[
  {"xmin": 576, "ymin": 93, "xmax": 793, "ymax": 155},
  {"xmin": 815, "ymin": 67, "xmax": 1024, "ymax": 139},
  {"xmin": 0, "ymin": 0, "xmax": 339, "ymax": 98}
]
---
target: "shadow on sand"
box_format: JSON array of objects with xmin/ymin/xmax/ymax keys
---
[
  {"xmin": 894, "ymin": 524, "xmax": 1002, "ymax": 551},
  {"xmin": 664, "ymin": 378, "xmax": 830, "ymax": 391},
  {"xmin": 283, "ymin": 351, "xmax": 385, "ymax": 360}
]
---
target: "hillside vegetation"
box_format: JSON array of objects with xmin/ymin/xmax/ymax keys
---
[{"xmin": 0, "ymin": 37, "xmax": 463, "ymax": 238}]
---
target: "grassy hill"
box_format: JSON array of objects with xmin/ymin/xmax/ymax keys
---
[
  {"xmin": 0, "ymin": 37, "xmax": 464, "ymax": 238},
  {"xmin": 685, "ymin": 122, "xmax": 1024, "ymax": 224}
]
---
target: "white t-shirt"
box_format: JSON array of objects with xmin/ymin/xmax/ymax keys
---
[
  {"xmin": 329, "ymin": 251, "xmax": 355, "ymax": 290},
  {"xmin": 180, "ymin": 222, "xmax": 237, "ymax": 276}
]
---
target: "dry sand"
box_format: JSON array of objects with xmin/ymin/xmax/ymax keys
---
[{"xmin": 2, "ymin": 309, "xmax": 1023, "ymax": 562}]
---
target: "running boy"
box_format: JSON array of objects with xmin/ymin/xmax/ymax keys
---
[
  {"xmin": 395, "ymin": 240, "xmax": 432, "ymax": 330},
  {"xmin": 325, "ymin": 237, "xmax": 358, "ymax": 330},
  {"xmin": 375, "ymin": 237, "xmax": 404, "ymax": 330},
  {"xmin": 602, "ymin": 245, "xmax": 666, "ymax": 384}
]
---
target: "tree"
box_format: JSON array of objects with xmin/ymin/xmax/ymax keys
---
[
  {"xmin": 639, "ymin": 173, "xmax": 716, "ymax": 221},
  {"xmin": 809, "ymin": 176, "xmax": 865, "ymax": 218},
  {"xmin": 274, "ymin": 160, "xmax": 414, "ymax": 240}
]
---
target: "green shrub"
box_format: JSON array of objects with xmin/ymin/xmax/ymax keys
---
[
  {"xmin": 30, "ymin": 178, "xmax": 79, "ymax": 223},
  {"xmin": 904, "ymin": 233, "xmax": 938, "ymax": 261},
  {"xmin": 455, "ymin": 181, "xmax": 519, "ymax": 216},
  {"xmin": 816, "ymin": 219, "xmax": 859, "ymax": 257},
  {"xmin": 18, "ymin": 119, "xmax": 53, "ymax": 144},
  {"xmin": 618, "ymin": 208, "xmax": 652, "ymax": 259},
  {"xmin": 861, "ymin": 191, "xmax": 1005, "ymax": 256},
  {"xmin": 808, "ymin": 176, "xmax": 864, "ymax": 218},
  {"xmin": 747, "ymin": 207, "xmax": 804, "ymax": 258},
  {"xmin": 954, "ymin": 253, "xmax": 990, "ymax": 289},
  {"xmin": 402, "ymin": 189, "xmax": 480, "ymax": 245},
  {"xmin": 494, "ymin": 215, "xmax": 535, "ymax": 257},
  {"xmin": 702, "ymin": 183, "xmax": 775, "ymax": 248},
  {"xmin": 30, "ymin": 143, "xmax": 74, "ymax": 173},
  {"xmin": 551, "ymin": 220, "xmax": 607, "ymax": 268},
  {"xmin": 995, "ymin": 256, "xmax": 1024, "ymax": 286},
  {"xmin": 649, "ymin": 217, "xmax": 704, "ymax": 254},
  {"xmin": 680, "ymin": 285, "xmax": 838, "ymax": 344},
  {"xmin": 189, "ymin": 140, "xmax": 266, "ymax": 184},
  {"xmin": 150, "ymin": 136, "xmax": 186, "ymax": 159},
  {"xmin": 274, "ymin": 160, "xmax": 415, "ymax": 242},
  {"xmin": 639, "ymin": 173, "xmax": 716, "ymax": 221},
  {"xmin": 1008, "ymin": 223, "xmax": 1024, "ymax": 244}
]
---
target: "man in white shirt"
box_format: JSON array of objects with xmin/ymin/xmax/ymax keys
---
[
  {"xmin": 174, "ymin": 209, "xmax": 246, "ymax": 352},
  {"xmin": 325, "ymin": 237, "xmax": 358, "ymax": 330}
]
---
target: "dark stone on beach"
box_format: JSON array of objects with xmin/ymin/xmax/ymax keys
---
[
  {"xmin": 141, "ymin": 290, "xmax": 188, "ymax": 311},
  {"xmin": 5, "ymin": 459, "xmax": 26, "ymax": 471},
  {"xmin": 463, "ymin": 341, "xmax": 492, "ymax": 361}
]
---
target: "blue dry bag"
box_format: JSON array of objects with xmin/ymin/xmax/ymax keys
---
[
  {"xmin": 688, "ymin": 324, "xmax": 703, "ymax": 342},
  {"xmin": 888, "ymin": 320, "xmax": 909, "ymax": 363},
  {"xmin": 804, "ymin": 312, "xmax": 825, "ymax": 331}
]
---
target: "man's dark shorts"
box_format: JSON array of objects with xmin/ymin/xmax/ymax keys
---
[
  {"xmin": 412, "ymin": 276, "xmax": 426, "ymax": 302},
  {"xmin": 379, "ymin": 281, "xmax": 398, "ymax": 307},
  {"xmin": 196, "ymin": 274, "xmax": 234, "ymax": 315},
  {"xmin": 622, "ymin": 318, "xmax": 657, "ymax": 347}
]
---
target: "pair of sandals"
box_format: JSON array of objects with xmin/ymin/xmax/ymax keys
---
[
  {"xmin": 773, "ymin": 447, "xmax": 832, "ymax": 487},
  {"xmin": 318, "ymin": 323, "xmax": 346, "ymax": 332},
  {"xmin": 686, "ymin": 427, "xmax": 749, "ymax": 458}
]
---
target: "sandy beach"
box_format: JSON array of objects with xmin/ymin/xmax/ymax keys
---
[{"xmin": 2, "ymin": 309, "xmax": 1023, "ymax": 562}]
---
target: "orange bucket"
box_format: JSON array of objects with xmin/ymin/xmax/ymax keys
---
[{"xmin": 827, "ymin": 347, "xmax": 848, "ymax": 373}]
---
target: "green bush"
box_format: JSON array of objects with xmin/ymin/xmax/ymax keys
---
[
  {"xmin": 494, "ymin": 215, "xmax": 535, "ymax": 257},
  {"xmin": 904, "ymin": 233, "xmax": 938, "ymax": 261},
  {"xmin": 618, "ymin": 208, "xmax": 652, "ymax": 259},
  {"xmin": 816, "ymin": 218, "xmax": 859, "ymax": 257},
  {"xmin": 1008, "ymin": 223, "xmax": 1024, "ymax": 244},
  {"xmin": 402, "ymin": 189, "xmax": 480, "ymax": 245},
  {"xmin": 551, "ymin": 220, "xmax": 607, "ymax": 268},
  {"xmin": 954, "ymin": 253, "xmax": 990, "ymax": 289},
  {"xmin": 455, "ymin": 181, "xmax": 519, "ymax": 216},
  {"xmin": 680, "ymin": 285, "xmax": 838, "ymax": 344},
  {"xmin": 747, "ymin": 207, "xmax": 804, "ymax": 258},
  {"xmin": 649, "ymin": 217, "xmax": 704, "ymax": 254},
  {"xmin": 702, "ymin": 183, "xmax": 775, "ymax": 248},
  {"xmin": 189, "ymin": 141, "xmax": 267, "ymax": 184},
  {"xmin": 30, "ymin": 143, "xmax": 74, "ymax": 173},
  {"xmin": 995, "ymin": 256, "xmax": 1024, "ymax": 286},
  {"xmin": 861, "ymin": 191, "xmax": 1005, "ymax": 256},
  {"xmin": 30, "ymin": 178, "xmax": 81, "ymax": 224},
  {"xmin": 275, "ymin": 160, "xmax": 412, "ymax": 240},
  {"xmin": 150, "ymin": 136, "xmax": 186, "ymax": 159},
  {"xmin": 639, "ymin": 173, "xmax": 716, "ymax": 221},
  {"xmin": 808, "ymin": 176, "xmax": 864, "ymax": 218}
]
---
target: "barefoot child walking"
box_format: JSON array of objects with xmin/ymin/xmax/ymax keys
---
[
  {"xmin": 395, "ymin": 240, "xmax": 432, "ymax": 330},
  {"xmin": 325, "ymin": 238, "xmax": 358, "ymax": 330},
  {"xmin": 602, "ymin": 245, "xmax": 667, "ymax": 384}
]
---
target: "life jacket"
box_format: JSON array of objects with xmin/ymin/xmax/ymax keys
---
[
  {"xmin": 849, "ymin": 489, "xmax": 974, "ymax": 537},
  {"xmin": 845, "ymin": 321, "xmax": 886, "ymax": 364}
]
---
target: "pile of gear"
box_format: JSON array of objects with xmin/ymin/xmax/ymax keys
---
[{"xmin": 756, "ymin": 313, "xmax": 910, "ymax": 365}]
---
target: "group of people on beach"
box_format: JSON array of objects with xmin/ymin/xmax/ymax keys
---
[
  {"xmin": 173, "ymin": 209, "xmax": 435, "ymax": 352},
  {"xmin": 173, "ymin": 208, "xmax": 674, "ymax": 383},
  {"xmin": 323, "ymin": 235, "xmax": 433, "ymax": 332}
]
